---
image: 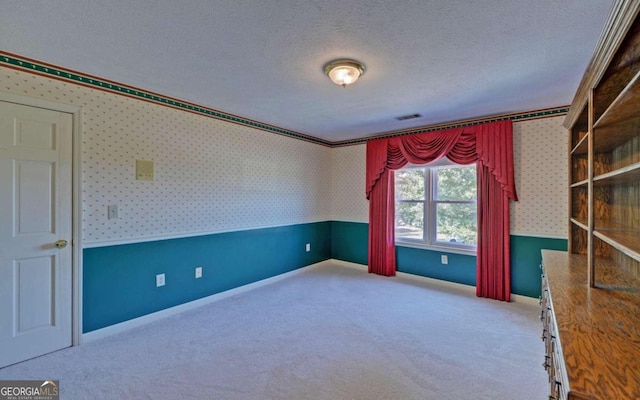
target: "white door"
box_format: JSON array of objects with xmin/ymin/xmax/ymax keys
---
[{"xmin": 0, "ymin": 101, "xmax": 73, "ymax": 368}]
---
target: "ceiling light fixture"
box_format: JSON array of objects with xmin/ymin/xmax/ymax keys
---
[{"xmin": 323, "ymin": 59, "xmax": 366, "ymax": 87}]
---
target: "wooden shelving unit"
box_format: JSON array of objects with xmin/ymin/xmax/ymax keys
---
[
  {"xmin": 566, "ymin": 1, "xmax": 640, "ymax": 284},
  {"xmin": 544, "ymin": 1, "xmax": 640, "ymax": 399}
]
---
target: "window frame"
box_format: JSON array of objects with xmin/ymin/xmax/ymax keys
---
[{"xmin": 395, "ymin": 160, "xmax": 477, "ymax": 256}]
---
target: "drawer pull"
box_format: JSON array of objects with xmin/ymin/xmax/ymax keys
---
[
  {"xmin": 553, "ymin": 380, "xmax": 562, "ymax": 398},
  {"xmin": 542, "ymin": 357, "xmax": 550, "ymax": 370}
]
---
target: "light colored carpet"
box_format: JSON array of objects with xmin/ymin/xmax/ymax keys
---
[{"xmin": 0, "ymin": 262, "xmax": 548, "ymax": 399}]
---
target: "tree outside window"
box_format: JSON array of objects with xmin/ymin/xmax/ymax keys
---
[{"xmin": 395, "ymin": 162, "xmax": 477, "ymax": 253}]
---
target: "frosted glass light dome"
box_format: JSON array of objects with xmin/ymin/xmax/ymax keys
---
[{"xmin": 324, "ymin": 59, "xmax": 366, "ymax": 87}]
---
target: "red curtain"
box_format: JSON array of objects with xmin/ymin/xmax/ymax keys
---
[
  {"xmin": 367, "ymin": 168, "xmax": 396, "ymax": 275},
  {"xmin": 365, "ymin": 120, "xmax": 518, "ymax": 301}
]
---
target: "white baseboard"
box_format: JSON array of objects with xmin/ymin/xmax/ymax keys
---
[
  {"xmin": 329, "ymin": 259, "xmax": 538, "ymax": 304},
  {"xmin": 330, "ymin": 259, "xmax": 368, "ymax": 271},
  {"xmin": 510, "ymin": 294, "xmax": 539, "ymax": 305},
  {"xmin": 83, "ymin": 260, "xmax": 332, "ymax": 343},
  {"xmin": 331, "ymin": 259, "xmax": 476, "ymax": 293}
]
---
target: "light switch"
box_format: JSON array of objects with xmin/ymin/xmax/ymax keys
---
[
  {"xmin": 136, "ymin": 159, "xmax": 154, "ymax": 180},
  {"xmin": 108, "ymin": 205, "xmax": 118, "ymax": 219}
]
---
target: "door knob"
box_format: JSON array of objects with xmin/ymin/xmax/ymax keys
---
[{"xmin": 55, "ymin": 240, "xmax": 68, "ymax": 249}]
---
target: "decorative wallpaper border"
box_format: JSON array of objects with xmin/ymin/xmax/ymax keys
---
[
  {"xmin": 330, "ymin": 107, "xmax": 569, "ymax": 147},
  {"xmin": 0, "ymin": 51, "xmax": 332, "ymax": 147},
  {"xmin": 0, "ymin": 50, "xmax": 567, "ymax": 148}
]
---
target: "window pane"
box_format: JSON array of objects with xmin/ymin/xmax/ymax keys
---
[
  {"xmin": 395, "ymin": 202, "xmax": 424, "ymax": 240},
  {"xmin": 436, "ymin": 203, "xmax": 477, "ymax": 245},
  {"xmin": 434, "ymin": 165, "xmax": 476, "ymax": 201},
  {"xmin": 395, "ymin": 169, "xmax": 425, "ymax": 200}
]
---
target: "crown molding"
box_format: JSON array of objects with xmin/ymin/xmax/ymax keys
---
[{"xmin": 564, "ymin": 0, "xmax": 640, "ymax": 129}]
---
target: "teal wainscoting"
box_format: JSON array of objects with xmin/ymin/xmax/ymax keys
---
[
  {"xmin": 329, "ymin": 221, "xmax": 568, "ymax": 298},
  {"xmin": 83, "ymin": 222, "xmax": 331, "ymax": 333},
  {"xmin": 510, "ymin": 235, "xmax": 567, "ymax": 298},
  {"xmin": 331, "ymin": 221, "xmax": 369, "ymax": 265},
  {"xmin": 397, "ymin": 246, "xmax": 476, "ymax": 286}
]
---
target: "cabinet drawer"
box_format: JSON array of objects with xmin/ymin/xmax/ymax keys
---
[{"xmin": 552, "ymin": 337, "xmax": 568, "ymax": 400}]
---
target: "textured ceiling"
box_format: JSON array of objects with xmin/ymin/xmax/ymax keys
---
[{"xmin": 1, "ymin": 1, "xmax": 613, "ymax": 143}]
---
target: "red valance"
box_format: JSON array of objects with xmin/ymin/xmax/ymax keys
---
[
  {"xmin": 365, "ymin": 120, "xmax": 517, "ymax": 301},
  {"xmin": 367, "ymin": 122, "xmax": 517, "ymax": 202}
]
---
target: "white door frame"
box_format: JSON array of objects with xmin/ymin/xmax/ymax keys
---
[{"xmin": 0, "ymin": 91, "xmax": 83, "ymax": 346}]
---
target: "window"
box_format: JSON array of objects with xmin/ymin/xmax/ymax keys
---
[{"xmin": 395, "ymin": 160, "xmax": 477, "ymax": 254}]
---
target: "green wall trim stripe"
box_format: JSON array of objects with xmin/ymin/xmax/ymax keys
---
[
  {"xmin": 331, "ymin": 107, "xmax": 569, "ymax": 147},
  {"xmin": 2, "ymin": 51, "xmax": 566, "ymax": 149},
  {"xmin": 0, "ymin": 51, "xmax": 332, "ymax": 147}
]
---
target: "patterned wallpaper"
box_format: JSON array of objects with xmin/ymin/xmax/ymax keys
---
[
  {"xmin": 510, "ymin": 116, "xmax": 567, "ymax": 238},
  {"xmin": 329, "ymin": 117, "xmax": 569, "ymax": 238},
  {"xmin": 1, "ymin": 67, "xmax": 332, "ymax": 245},
  {"xmin": 1, "ymin": 65, "xmax": 567, "ymax": 243},
  {"xmin": 331, "ymin": 145, "xmax": 369, "ymax": 222}
]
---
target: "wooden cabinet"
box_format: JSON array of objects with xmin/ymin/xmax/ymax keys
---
[
  {"xmin": 543, "ymin": 2, "xmax": 640, "ymax": 399},
  {"xmin": 541, "ymin": 250, "xmax": 640, "ymax": 399}
]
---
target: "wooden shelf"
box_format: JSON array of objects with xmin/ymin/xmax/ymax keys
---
[
  {"xmin": 570, "ymin": 218, "xmax": 588, "ymax": 231},
  {"xmin": 593, "ymin": 220, "xmax": 634, "ymax": 236},
  {"xmin": 570, "ymin": 179, "xmax": 589, "ymax": 188},
  {"xmin": 593, "ymin": 161, "xmax": 640, "ymax": 185},
  {"xmin": 559, "ymin": 4, "xmax": 640, "ymax": 399},
  {"xmin": 571, "ymin": 131, "xmax": 589, "ymax": 155},
  {"xmin": 542, "ymin": 250, "xmax": 640, "ymax": 399},
  {"xmin": 593, "ymin": 228, "xmax": 640, "ymax": 263},
  {"xmin": 593, "ymin": 69, "xmax": 640, "ymax": 151}
]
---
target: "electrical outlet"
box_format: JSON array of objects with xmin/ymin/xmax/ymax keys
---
[
  {"xmin": 195, "ymin": 266, "xmax": 202, "ymax": 279},
  {"xmin": 441, "ymin": 255, "xmax": 448, "ymax": 264},
  {"xmin": 306, "ymin": 243, "xmax": 310, "ymax": 252},
  {"xmin": 156, "ymin": 273, "xmax": 165, "ymax": 287}
]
